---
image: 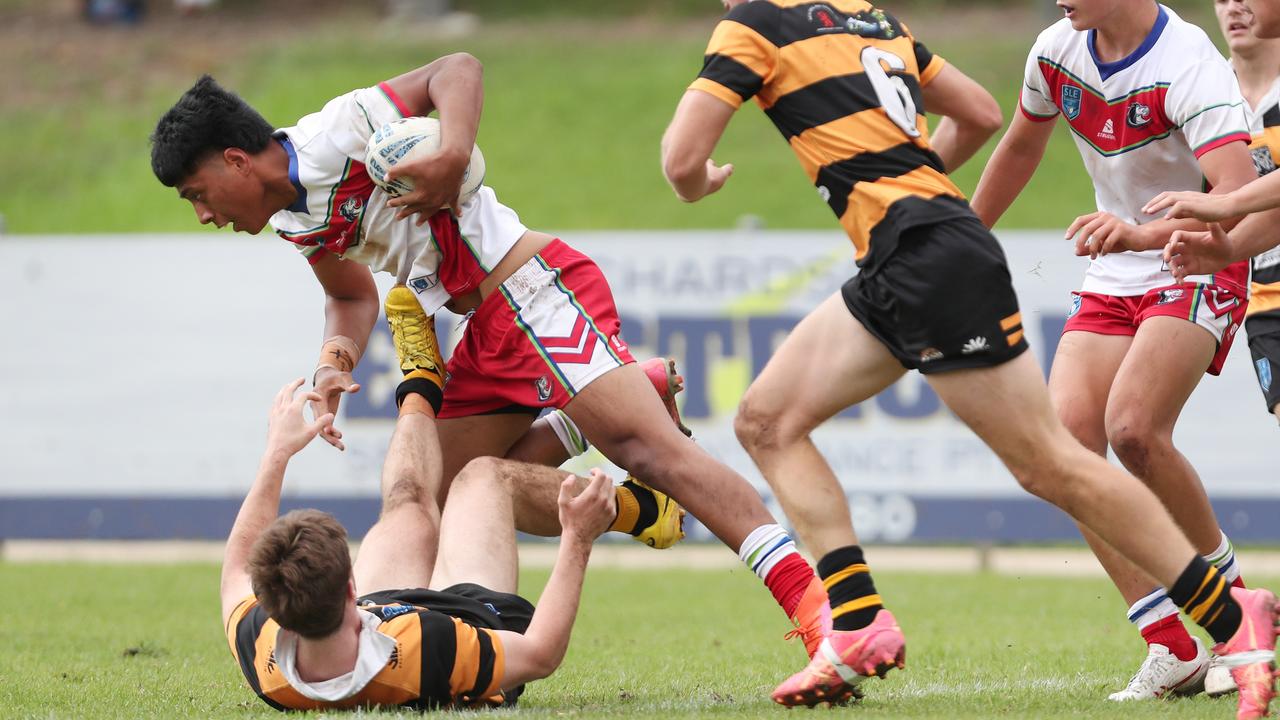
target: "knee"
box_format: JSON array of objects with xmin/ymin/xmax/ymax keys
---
[
  {"xmin": 453, "ymin": 456, "xmax": 514, "ymax": 496},
  {"xmin": 1105, "ymin": 414, "xmax": 1167, "ymax": 475},
  {"xmin": 1002, "ymin": 433, "xmax": 1096, "ymax": 510},
  {"xmin": 734, "ymin": 392, "xmax": 798, "ymax": 455},
  {"xmin": 382, "ymin": 475, "xmax": 441, "ymax": 529}
]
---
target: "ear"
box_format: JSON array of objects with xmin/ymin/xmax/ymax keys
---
[
  {"xmin": 224, "ymin": 147, "xmax": 253, "ymax": 176},
  {"xmin": 347, "ymin": 577, "xmax": 357, "ymax": 601}
]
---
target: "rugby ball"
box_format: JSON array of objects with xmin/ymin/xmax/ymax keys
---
[{"xmin": 364, "ymin": 116, "xmax": 486, "ymax": 205}]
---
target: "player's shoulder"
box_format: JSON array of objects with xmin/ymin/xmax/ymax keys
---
[{"xmin": 723, "ymin": 0, "xmax": 782, "ymax": 27}]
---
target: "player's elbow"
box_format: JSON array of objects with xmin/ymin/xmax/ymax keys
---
[
  {"xmin": 661, "ymin": 150, "xmax": 702, "ymax": 200},
  {"xmin": 966, "ymin": 95, "xmax": 1005, "ymax": 139}
]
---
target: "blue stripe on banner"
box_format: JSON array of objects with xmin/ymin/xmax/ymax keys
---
[
  {"xmin": 752, "ymin": 535, "xmax": 792, "ymax": 573},
  {"xmin": 8, "ymin": 496, "xmax": 1280, "ymax": 541}
]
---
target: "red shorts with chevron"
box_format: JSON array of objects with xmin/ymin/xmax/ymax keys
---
[
  {"xmin": 1063, "ymin": 275, "xmax": 1249, "ymax": 376},
  {"xmin": 437, "ymin": 239, "xmax": 635, "ymax": 418}
]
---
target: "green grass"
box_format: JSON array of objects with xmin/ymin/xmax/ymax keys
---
[
  {"xmin": 0, "ymin": 4, "xmax": 1227, "ymax": 234},
  {"xmin": 2, "ymin": 561, "xmax": 1272, "ymax": 719}
]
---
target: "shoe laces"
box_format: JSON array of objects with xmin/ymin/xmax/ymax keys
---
[
  {"xmin": 388, "ymin": 313, "xmax": 436, "ymax": 368},
  {"xmin": 1119, "ymin": 649, "xmax": 1181, "ymax": 696}
]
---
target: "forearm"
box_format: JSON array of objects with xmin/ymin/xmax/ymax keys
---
[
  {"xmin": 322, "ymin": 293, "xmax": 379, "ymax": 364},
  {"xmin": 425, "ymin": 54, "xmax": 483, "ymax": 161},
  {"xmin": 1228, "ymin": 208, "xmax": 1280, "ymax": 262},
  {"xmin": 970, "ymin": 137, "xmax": 1043, "ymax": 228},
  {"xmin": 930, "ymin": 117, "xmax": 992, "ymax": 173},
  {"xmin": 1224, "ymin": 171, "xmax": 1280, "ymax": 217},
  {"xmin": 521, "ymin": 536, "xmax": 592, "ymax": 671},
  {"xmin": 221, "ymin": 452, "xmax": 289, "ymax": 594}
]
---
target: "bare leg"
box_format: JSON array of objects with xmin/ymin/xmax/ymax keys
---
[
  {"xmin": 927, "ymin": 352, "xmax": 1199, "ymax": 586},
  {"xmin": 429, "ymin": 458, "xmax": 589, "ymax": 594},
  {"xmin": 564, "ymin": 363, "xmax": 774, "ymax": 549},
  {"xmin": 505, "ymin": 415, "xmax": 574, "ymax": 466},
  {"xmin": 353, "ymin": 394, "xmax": 443, "ymax": 595},
  {"xmin": 1048, "ymin": 331, "xmax": 1161, "ymax": 605},
  {"xmin": 435, "ymin": 413, "xmax": 534, "ymax": 505},
  {"xmin": 734, "ymin": 293, "xmax": 905, "ymax": 557}
]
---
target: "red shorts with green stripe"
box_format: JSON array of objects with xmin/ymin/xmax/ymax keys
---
[
  {"xmin": 1063, "ymin": 279, "xmax": 1248, "ymax": 376},
  {"xmin": 437, "ymin": 239, "xmax": 635, "ymax": 418}
]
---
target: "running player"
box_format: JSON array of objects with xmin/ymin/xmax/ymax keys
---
[
  {"xmin": 222, "ymin": 374, "xmax": 616, "ymax": 710},
  {"xmin": 150, "ymin": 56, "xmax": 830, "ymax": 656},
  {"xmin": 969, "ymin": 0, "xmax": 1257, "ymax": 702},
  {"xmin": 663, "ymin": 0, "xmax": 1278, "ymax": 714}
]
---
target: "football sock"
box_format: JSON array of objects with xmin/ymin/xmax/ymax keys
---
[
  {"xmin": 1205, "ymin": 531, "xmax": 1244, "ymax": 589},
  {"xmin": 1168, "ymin": 556, "xmax": 1242, "ymax": 645},
  {"xmin": 545, "ymin": 409, "xmax": 590, "ymax": 457},
  {"xmin": 819, "ymin": 545, "xmax": 883, "ymax": 632},
  {"xmin": 609, "ymin": 479, "xmax": 659, "ymax": 535},
  {"xmin": 395, "ymin": 370, "xmax": 443, "ymax": 414},
  {"xmin": 1127, "ymin": 587, "xmax": 1196, "ymax": 660},
  {"xmin": 738, "ymin": 524, "xmax": 815, "ymax": 617}
]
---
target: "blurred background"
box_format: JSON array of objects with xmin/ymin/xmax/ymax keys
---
[{"xmin": 3, "ymin": 0, "xmax": 1275, "ymax": 545}]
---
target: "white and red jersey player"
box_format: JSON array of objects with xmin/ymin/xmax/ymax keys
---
[
  {"xmin": 268, "ymin": 81, "xmax": 634, "ymax": 417},
  {"xmin": 1019, "ymin": 5, "xmax": 1253, "ymax": 348},
  {"xmin": 270, "ymin": 82, "xmax": 527, "ymax": 322}
]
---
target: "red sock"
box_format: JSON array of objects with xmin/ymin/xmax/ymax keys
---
[
  {"xmin": 1141, "ymin": 614, "xmax": 1198, "ymax": 661},
  {"xmin": 1231, "ymin": 575, "xmax": 1246, "ymax": 589},
  {"xmin": 765, "ymin": 553, "xmax": 815, "ymax": 617}
]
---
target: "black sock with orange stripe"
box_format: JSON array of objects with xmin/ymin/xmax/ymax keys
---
[
  {"xmin": 818, "ymin": 545, "xmax": 883, "ymax": 632},
  {"xmin": 1168, "ymin": 556, "xmax": 1242, "ymax": 644}
]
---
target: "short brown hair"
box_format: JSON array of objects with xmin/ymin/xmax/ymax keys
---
[{"xmin": 247, "ymin": 509, "xmax": 352, "ymax": 639}]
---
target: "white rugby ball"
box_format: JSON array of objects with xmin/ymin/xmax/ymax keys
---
[{"xmin": 364, "ymin": 116, "xmax": 486, "ymax": 205}]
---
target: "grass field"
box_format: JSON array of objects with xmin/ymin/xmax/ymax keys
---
[
  {"xmin": 3, "ymin": 561, "xmax": 1273, "ymax": 719},
  {"xmin": 0, "ymin": 2, "xmax": 1225, "ymax": 235}
]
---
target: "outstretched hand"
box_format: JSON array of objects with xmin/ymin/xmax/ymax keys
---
[
  {"xmin": 557, "ymin": 469, "xmax": 616, "ymax": 545},
  {"xmin": 1065, "ymin": 211, "xmax": 1153, "ymax": 258},
  {"xmin": 311, "ymin": 367, "xmax": 360, "ymax": 451},
  {"xmin": 267, "ymin": 378, "xmax": 335, "ymax": 459}
]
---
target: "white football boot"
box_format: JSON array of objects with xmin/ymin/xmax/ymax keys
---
[
  {"xmin": 1203, "ymin": 653, "xmax": 1240, "ymax": 698},
  {"xmin": 1107, "ymin": 639, "xmax": 1209, "ymax": 701}
]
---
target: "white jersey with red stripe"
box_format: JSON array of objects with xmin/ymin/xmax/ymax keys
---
[
  {"xmin": 268, "ymin": 82, "xmax": 528, "ymax": 313},
  {"xmin": 1020, "ymin": 5, "xmax": 1252, "ymax": 296}
]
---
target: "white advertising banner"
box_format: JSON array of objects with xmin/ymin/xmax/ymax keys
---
[{"xmin": 1, "ymin": 232, "xmax": 1275, "ymax": 540}]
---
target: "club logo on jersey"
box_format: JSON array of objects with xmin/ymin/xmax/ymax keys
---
[
  {"xmin": 1126, "ymin": 102, "xmax": 1152, "ymax": 129},
  {"xmin": 378, "ymin": 604, "xmax": 414, "ymax": 621},
  {"xmin": 1156, "ymin": 288, "xmax": 1185, "ymax": 305},
  {"xmin": 1068, "ymin": 293, "xmax": 1082, "ymax": 318},
  {"xmin": 919, "ymin": 347, "xmax": 944, "ymax": 363},
  {"xmin": 811, "ymin": 6, "xmax": 897, "ymax": 38},
  {"xmin": 339, "ymin": 195, "xmax": 363, "ymax": 223},
  {"xmin": 535, "ymin": 375, "xmax": 552, "ymax": 402},
  {"xmin": 409, "ymin": 274, "xmax": 438, "ymax": 294},
  {"xmin": 1252, "ymin": 145, "xmax": 1278, "ymax": 176},
  {"xmin": 961, "ymin": 337, "xmax": 990, "ymax": 355},
  {"xmin": 1098, "ymin": 118, "xmax": 1116, "ymax": 141},
  {"xmin": 1061, "ymin": 85, "xmax": 1082, "ymax": 120},
  {"xmin": 1258, "ymin": 358, "xmax": 1273, "ymax": 392}
]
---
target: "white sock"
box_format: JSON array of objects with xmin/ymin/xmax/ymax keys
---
[
  {"xmin": 544, "ymin": 409, "xmax": 590, "ymax": 457},
  {"xmin": 1127, "ymin": 587, "xmax": 1178, "ymax": 631},
  {"xmin": 738, "ymin": 524, "xmax": 798, "ymax": 581},
  {"xmin": 1204, "ymin": 531, "xmax": 1242, "ymax": 585}
]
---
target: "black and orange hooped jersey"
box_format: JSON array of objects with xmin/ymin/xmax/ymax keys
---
[
  {"xmin": 691, "ymin": 0, "xmax": 969, "ymax": 265},
  {"xmin": 1248, "ymin": 97, "xmax": 1280, "ymax": 323},
  {"xmin": 225, "ymin": 595, "xmax": 505, "ymax": 712}
]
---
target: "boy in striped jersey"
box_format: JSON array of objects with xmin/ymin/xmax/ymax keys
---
[
  {"xmin": 221, "ymin": 375, "xmax": 617, "ymax": 711},
  {"xmin": 972, "ymin": 0, "xmax": 1261, "ymax": 703},
  {"xmin": 151, "ymin": 55, "xmax": 830, "ymax": 657},
  {"xmin": 664, "ymin": 0, "xmax": 1278, "ymax": 713}
]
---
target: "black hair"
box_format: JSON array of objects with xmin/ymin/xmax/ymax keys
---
[{"xmin": 150, "ymin": 75, "xmax": 275, "ymax": 187}]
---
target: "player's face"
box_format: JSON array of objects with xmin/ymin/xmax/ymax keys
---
[
  {"xmin": 1252, "ymin": 0, "xmax": 1280, "ymax": 37},
  {"xmin": 176, "ymin": 150, "xmax": 272, "ymax": 234},
  {"xmin": 1217, "ymin": 0, "xmax": 1263, "ymax": 51},
  {"xmin": 1056, "ymin": 0, "xmax": 1121, "ymax": 31}
]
